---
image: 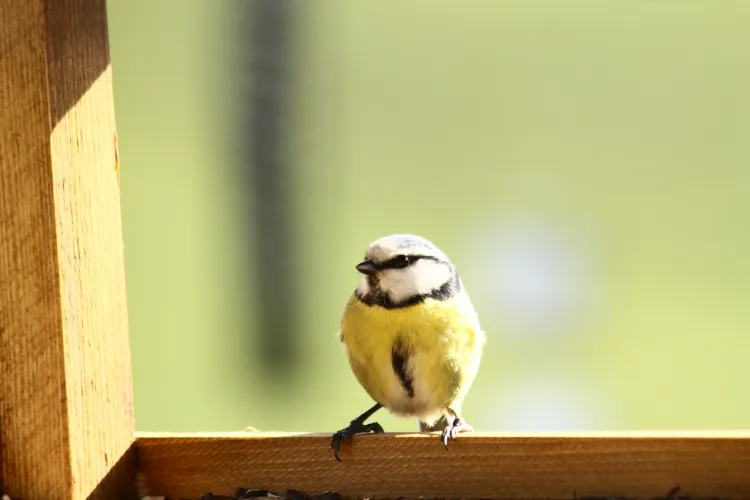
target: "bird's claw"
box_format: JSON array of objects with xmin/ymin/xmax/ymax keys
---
[
  {"xmin": 331, "ymin": 421, "xmax": 384, "ymax": 462},
  {"xmin": 441, "ymin": 417, "xmax": 473, "ymax": 450}
]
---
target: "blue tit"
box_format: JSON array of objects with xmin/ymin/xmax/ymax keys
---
[{"xmin": 331, "ymin": 234, "xmax": 485, "ymax": 461}]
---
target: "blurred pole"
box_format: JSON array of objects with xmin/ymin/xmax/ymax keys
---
[{"xmin": 240, "ymin": 0, "xmax": 299, "ymax": 375}]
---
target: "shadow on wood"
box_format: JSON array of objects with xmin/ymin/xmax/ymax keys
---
[
  {"xmin": 88, "ymin": 442, "xmax": 138, "ymax": 500},
  {"xmin": 44, "ymin": 0, "xmax": 114, "ymax": 127}
]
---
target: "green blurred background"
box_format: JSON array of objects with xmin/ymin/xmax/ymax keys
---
[{"xmin": 106, "ymin": 0, "xmax": 750, "ymax": 434}]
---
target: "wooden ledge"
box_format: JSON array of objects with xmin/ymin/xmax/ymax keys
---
[{"xmin": 135, "ymin": 431, "xmax": 750, "ymax": 499}]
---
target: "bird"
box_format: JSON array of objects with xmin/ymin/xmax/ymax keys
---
[{"xmin": 331, "ymin": 233, "xmax": 485, "ymax": 461}]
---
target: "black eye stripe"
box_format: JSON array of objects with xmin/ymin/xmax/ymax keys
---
[
  {"xmin": 382, "ymin": 255, "xmax": 411, "ymax": 269},
  {"xmin": 377, "ymin": 254, "xmax": 440, "ymax": 270}
]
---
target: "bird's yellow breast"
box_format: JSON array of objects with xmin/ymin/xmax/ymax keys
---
[{"xmin": 340, "ymin": 292, "xmax": 484, "ymax": 422}]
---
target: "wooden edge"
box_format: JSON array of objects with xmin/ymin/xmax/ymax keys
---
[
  {"xmin": 135, "ymin": 430, "xmax": 750, "ymax": 439},
  {"xmin": 135, "ymin": 431, "xmax": 750, "ymax": 499}
]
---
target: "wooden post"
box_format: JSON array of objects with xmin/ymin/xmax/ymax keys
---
[{"xmin": 0, "ymin": 0, "xmax": 135, "ymax": 498}]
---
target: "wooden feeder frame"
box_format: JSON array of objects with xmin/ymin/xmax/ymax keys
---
[{"xmin": 1, "ymin": 1, "xmax": 749, "ymax": 499}]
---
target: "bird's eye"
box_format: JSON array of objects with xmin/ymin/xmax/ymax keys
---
[{"xmin": 389, "ymin": 255, "xmax": 411, "ymax": 269}]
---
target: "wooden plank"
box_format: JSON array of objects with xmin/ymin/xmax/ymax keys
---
[
  {"xmin": 0, "ymin": 0, "xmax": 135, "ymax": 499},
  {"xmin": 136, "ymin": 431, "xmax": 750, "ymax": 499}
]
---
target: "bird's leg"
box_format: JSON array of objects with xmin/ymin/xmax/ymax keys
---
[
  {"xmin": 331, "ymin": 402, "xmax": 384, "ymax": 462},
  {"xmin": 441, "ymin": 408, "xmax": 474, "ymax": 450}
]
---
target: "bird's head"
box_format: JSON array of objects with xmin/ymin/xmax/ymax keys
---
[{"xmin": 355, "ymin": 234, "xmax": 460, "ymax": 307}]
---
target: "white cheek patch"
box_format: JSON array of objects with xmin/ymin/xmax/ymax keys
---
[
  {"xmin": 379, "ymin": 259, "xmax": 452, "ymax": 302},
  {"xmin": 357, "ymin": 276, "xmax": 371, "ymax": 295}
]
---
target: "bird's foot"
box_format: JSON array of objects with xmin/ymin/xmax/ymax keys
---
[
  {"xmin": 331, "ymin": 420, "xmax": 384, "ymax": 462},
  {"xmin": 441, "ymin": 417, "xmax": 473, "ymax": 449}
]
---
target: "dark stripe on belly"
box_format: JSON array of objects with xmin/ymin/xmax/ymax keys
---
[{"xmin": 391, "ymin": 339, "xmax": 415, "ymax": 399}]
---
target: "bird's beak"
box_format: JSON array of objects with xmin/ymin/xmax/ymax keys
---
[{"xmin": 356, "ymin": 260, "xmax": 378, "ymax": 276}]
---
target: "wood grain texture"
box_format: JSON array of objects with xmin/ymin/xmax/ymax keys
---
[
  {"xmin": 0, "ymin": 0, "xmax": 135, "ymax": 498},
  {"xmin": 136, "ymin": 431, "xmax": 750, "ymax": 499}
]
